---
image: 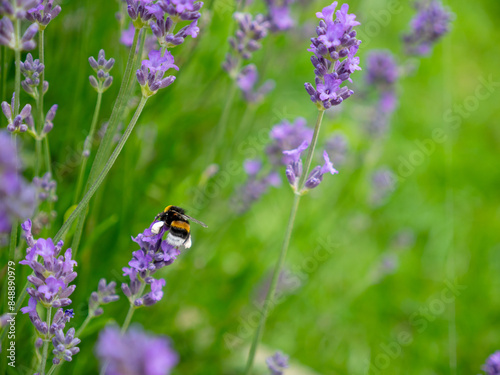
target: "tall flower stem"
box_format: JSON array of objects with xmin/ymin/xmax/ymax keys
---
[
  {"xmin": 121, "ymin": 305, "xmax": 136, "ymax": 334},
  {"xmin": 35, "ymin": 30, "xmax": 45, "ymax": 177},
  {"xmin": 75, "ymin": 313, "xmax": 92, "ymax": 338},
  {"xmin": 244, "ymin": 109, "xmax": 326, "ymax": 374},
  {"xmin": 46, "ymin": 364, "xmax": 58, "ymax": 375},
  {"xmin": 57, "ymin": 96, "xmax": 148, "ymax": 245},
  {"xmin": 39, "ymin": 307, "xmax": 52, "ymax": 374},
  {"xmin": 210, "ymin": 80, "xmax": 238, "ymax": 163},
  {"xmin": 69, "ymin": 29, "xmax": 143, "ymax": 253},
  {"xmin": 73, "ymin": 91, "xmax": 103, "ymax": 204},
  {"xmin": 14, "ymin": 20, "xmax": 21, "ymax": 116}
]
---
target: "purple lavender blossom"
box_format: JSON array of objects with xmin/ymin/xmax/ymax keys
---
[
  {"xmin": 303, "ymin": 151, "xmax": 338, "ymax": 190},
  {"xmin": 0, "ymin": 132, "xmax": 36, "ymax": 233},
  {"xmin": 121, "ymin": 221, "xmax": 184, "ymax": 307},
  {"xmin": 223, "ymin": 12, "xmax": 270, "ymax": 76},
  {"xmin": 237, "ymin": 64, "xmax": 275, "ymax": 103},
  {"xmin": 89, "ymin": 49, "xmax": 115, "ymax": 93},
  {"xmin": 266, "ymin": 351, "xmax": 289, "ymax": 375},
  {"xmin": 52, "ymin": 327, "xmax": 80, "ymax": 364},
  {"xmin": 0, "ymin": 0, "xmax": 38, "ymax": 19},
  {"xmin": 234, "ymin": 160, "xmax": 281, "ymax": 213},
  {"xmin": 370, "ymin": 167, "xmax": 396, "ymax": 206},
  {"xmin": 88, "ymin": 279, "xmax": 120, "ymax": 317},
  {"xmin": 403, "ymin": 0, "xmax": 453, "ymax": 56},
  {"xmin": 33, "ymin": 172, "xmax": 57, "ymax": 202},
  {"xmin": 20, "ymin": 53, "xmax": 48, "ymax": 98},
  {"xmin": 305, "ymin": 2, "xmax": 361, "ymax": 110},
  {"xmin": 126, "ymin": 0, "xmax": 157, "ymax": 26},
  {"xmin": 264, "ymin": 0, "xmax": 295, "ymax": 32},
  {"xmin": 136, "ymin": 49, "xmax": 178, "ymax": 96},
  {"xmin": 365, "ymin": 50, "xmax": 399, "ymax": 136},
  {"xmin": 96, "ymin": 325, "xmax": 179, "ymax": 375},
  {"xmin": 19, "ymin": 220, "xmax": 77, "ymax": 308},
  {"xmin": 0, "ymin": 16, "xmax": 39, "ymax": 50},
  {"xmin": 266, "ymin": 118, "xmax": 313, "ymax": 166},
  {"xmin": 483, "ymin": 351, "xmax": 500, "ymax": 375},
  {"xmin": 2, "ymin": 93, "xmax": 32, "ymax": 133},
  {"xmin": 26, "ymin": 0, "xmax": 62, "ymax": 29}
]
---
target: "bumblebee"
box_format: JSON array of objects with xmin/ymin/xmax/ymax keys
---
[{"xmin": 151, "ymin": 205, "xmax": 207, "ymax": 249}]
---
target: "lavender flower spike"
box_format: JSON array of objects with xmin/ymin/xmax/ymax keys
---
[
  {"xmin": 88, "ymin": 279, "xmax": 120, "ymax": 317},
  {"xmin": 266, "ymin": 351, "xmax": 289, "ymax": 375},
  {"xmin": 136, "ymin": 49, "xmax": 178, "ymax": 97},
  {"xmin": 0, "ymin": 17, "xmax": 39, "ymax": 51},
  {"xmin": 89, "ymin": 49, "xmax": 115, "ymax": 93},
  {"xmin": 303, "ymin": 151, "xmax": 338, "ymax": 190},
  {"xmin": 20, "ymin": 53, "xmax": 48, "ymax": 98},
  {"xmin": 403, "ymin": 0, "xmax": 453, "ymax": 56},
  {"xmin": 0, "ymin": 0, "xmax": 38, "ymax": 19},
  {"xmin": 305, "ymin": 2, "xmax": 361, "ymax": 110},
  {"xmin": 96, "ymin": 325, "xmax": 178, "ymax": 375},
  {"xmin": 264, "ymin": 0, "xmax": 295, "ymax": 32},
  {"xmin": 26, "ymin": 0, "xmax": 62, "ymax": 30},
  {"xmin": 2, "ymin": 93, "xmax": 32, "ymax": 133},
  {"xmin": 237, "ymin": 64, "xmax": 275, "ymax": 103},
  {"xmin": 483, "ymin": 351, "xmax": 500, "ymax": 375}
]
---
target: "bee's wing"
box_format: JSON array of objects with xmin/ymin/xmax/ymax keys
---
[{"xmin": 180, "ymin": 214, "xmax": 208, "ymax": 228}]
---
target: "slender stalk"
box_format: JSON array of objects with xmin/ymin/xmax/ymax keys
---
[
  {"xmin": 35, "ymin": 30, "xmax": 45, "ymax": 177},
  {"xmin": 1, "ymin": 46, "xmax": 7, "ymax": 125},
  {"xmin": 244, "ymin": 109, "xmax": 326, "ymax": 374},
  {"xmin": 211, "ymin": 80, "xmax": 238, "ymax": 163},
  {"xmin": 121, "ymin": 306, "xmax": 135, "ymax": 334},
  {"xmin": 69, "ymin": 28, "xmax": 143, "ymax": 254},
  {"xmin": 39, "ymin": 307, "xmax": 52, "ymax": 374},
  {"xmin": 73, "ymin": 92, "xmax": 103, "ymax": 204},
  {"xmin": 244, "ymin": 194, "xmax": 301, "ymax": 374},
  {"xmin": 47, "ymin": 364, "xmax": 58, "ymax": 375},
  {"xmin": 54, "ymin": 96, "xmax": 148, "ymax": 244},
  {"xmin": 14, "ymin": 20, "xmax": 21, "ymax": 116},
  {"xmin": 75, "ymin": 313, "xmax": 93, "ymax": 338}
]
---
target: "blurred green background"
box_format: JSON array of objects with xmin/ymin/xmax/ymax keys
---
[{"xmin": 2, "ymin": 0, "xmax": 500, "ymax": 374}]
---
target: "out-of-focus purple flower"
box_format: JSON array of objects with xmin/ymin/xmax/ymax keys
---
[
  {"xmin": 88, "ymin": 279, "xmax": 120, "ymax": 317},
  {"xmin": 237, "ymin": 64, "xmax": 275, "ymax": 103},
  {"xmin": 370, "ymin": 167, "xmax": 396, "ymax": 206},
  {"xmin": 96, "ymin": 325, "xmax": 179, "ymax": 375},
  {"xmin": 483, "ymin": 351, "xmax": 500, "ymax": 375},
  {"xmin": 0, "ymin": 17, "xmax": 38, "ymax": 50},
  {"xmin": 305, "ymin": 2, "xmax": 361, "ymax": 110},
  {"xmin": 2, "ymin": 93, "xmax": 32, "ymax": 133},
  {"xmin": 266, "ymin": 118, "xmax": 313, "ymax": 166},
  {"xmin": 0, "ymin": 132, "xmax": 36, "ymax": 233},
  {"xmin": 136, "ymin": 49, "xmax": 177, "ymax": 96},
  {"xmin": 33, "ymin": 172, "xmax": 57, "ymax": 202},
  {"xmin": 26, "ymin": 0, "xmax": 62, "ymax": 29},
  {"xmin": 264, "ymin": 0, "xmax": 295, "ymax": 32},
  {"xmin": 403, "ymin": 0, "xmax": 453, "ymax": 56},
  {"xmin": 120, "ymin": 22, "xmax": 136, "ymax": 46},
  {"xmin": 0, "ymin": 0, "xmax": 38, "ymax": 19},
  {"xmin": 89, "ymin": 49, "xmax": 115, "ymax": 93},
  {"xmin": 325, "ymin": 133, "xmax": 348, "ymax": 166},
  {"xmin": 19, "ymin": 221, "xmax": 77, "ymax": 309},
  {"xmin": 366, "ymin": 50, "xmax": 398, "ymax": 87},
  {"xmin": 20, "ymin": 53, "xmax": 48, "ymax": 98},
  {"xmin": 266, "ymin": 351, "xmax": 289, "ymax": 375},
  {"xmin": 223, "ymin": 12, "xmax": 270, "ymax": 77},
  {"xmin": 158, "ymin": 0, "xmax": 203, "ymax": 22}
]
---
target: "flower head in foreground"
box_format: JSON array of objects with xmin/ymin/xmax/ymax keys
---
[
  {"xmin": 96, "ymin": 325, "xmax": 178, "ymax": 375},
  {"xmin": 267, "ymin": 351, "xmax": 289, "ymax": 375},
  {"xmin": 483, "ymin": 351, "xmax": 500, "ymax": 375},
  {"xmin": 403, "ymin": 0, "xmax": 453, "ymax": 56},
  {"xmin": 305, "ymin": 2, "xmax": 361, "ymax": 110},
  {"xmin": 237, "ymin": 64, "xmax": 275, "ymax": 103},
  {"xmin": 26, "ymin": 0, "xmax": 62, "ymax": 29},
  {"xmin": 264, "ymin": 0, "xmax": 295, "ymax": 32},
  {"xmin": 0, "ymin": 132, "xmax": 36, "ymax": 234},
  {"xmin": 19, "ymin": 219, "xmax": 77, "ymax": 308},
  {"xmin": 136, "ymin": 49, "xmax": 178, "ymax": 97},
  {"xmin": 121, "ymin": 220, "xmax": 185, "ymax": 307},
  {"xmin": 0, "ymin": 16, "xmax": 38, "ymax": 51},
  {"xmin": 2, "ymin": 93, "xmax": 32, "ymax": 133}
]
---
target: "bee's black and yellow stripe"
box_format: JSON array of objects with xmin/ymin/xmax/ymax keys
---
[{"xmin": 170, "ymin": 220, "xmax": 190, "ymax": 241}]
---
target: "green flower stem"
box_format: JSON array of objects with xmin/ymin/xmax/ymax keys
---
[
  {"xmin": 47, "ymin": 364, "xmax": 58, "ymax": 375},
  {"xmin": 35, "ymin": 30, "xmax": 45, "ymax": 177},
  {"xmin": 244, "ymin": 109, "xmax": 326, "ymax": 374},
  {"xmin": 56, "ymin": 96, "xmax": 148, "ymax": 245},
  {"xmin": 69, "ymin": 29, "xmax": 144, "ymax": 254},
  {"xmin": 75, "ymin": 312, "xmax": 93, "ymax": 338},
  {"xmin": 14, "ymin": 20, "xmax": 21, "ymax": 116},
  {"xmin": 1, "ymin": 46, "xmax": 6, "ymax": 115},
  {"xmin": 39, "ymin": 307, "xmax": 52, "ymax": 374},
  {"xmin": 73, "ymin": 91, "xmax": 103, "ymax": 204},
  {"xmin": 211, "ymin": 80, "xmax": 238, "ymax": 163}
]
